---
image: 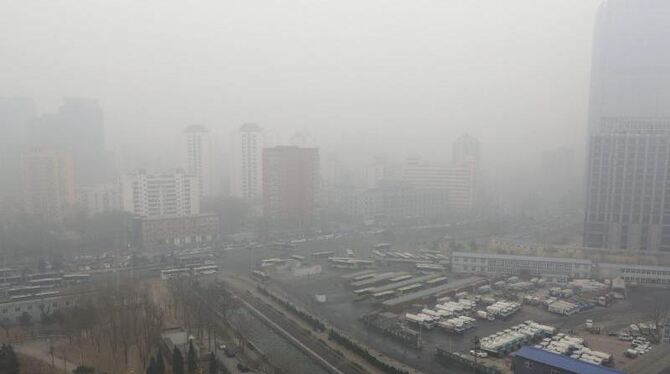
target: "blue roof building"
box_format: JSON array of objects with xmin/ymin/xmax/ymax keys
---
[{"xmin": 512, "ymin": 347, "xmax": 625, "ymax": 374}]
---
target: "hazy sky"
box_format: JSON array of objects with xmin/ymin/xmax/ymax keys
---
[{"xmin": 1, "ymin": 0, "xmax": 601, "ymax": 170}]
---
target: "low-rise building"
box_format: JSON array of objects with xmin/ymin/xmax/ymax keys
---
[
  {"xmin": 0, "ymin": 291, "xmax": 84, "ymax": 324},
  {"xmin": 134, "ymin": 213, "xmax": 220, "ymax": 248},
  {"xmin": 598, "ymin": 262, "xmax": 670, "ymax": 286},
  {"xmin": 161, "ymin": 327, "xmax": 198, "ymax": 357},
  {"xmin": 512, "ymin": 346, "xmax": 623, "ymax": 374},
  {"xmin": 451, "ymin": 252, "xmax": 592, "ymax": 282}
]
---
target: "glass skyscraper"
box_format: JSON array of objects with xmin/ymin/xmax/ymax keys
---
[{"xmin": 584, "ymin": 0, "xmax": 670, "ymax": 251}]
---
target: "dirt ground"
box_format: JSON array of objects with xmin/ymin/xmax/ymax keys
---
[
  {"xmin": 579, "ymin": 333, "xmax": 636, "ymax": 367},
  {"xmin": 55, "ymin": 337, "xmax": 146, "ymax": 374}
]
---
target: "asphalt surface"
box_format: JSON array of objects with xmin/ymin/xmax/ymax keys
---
[{"xmin": 212, "ymin": 230, "xmax": 670, "ymax": 374}]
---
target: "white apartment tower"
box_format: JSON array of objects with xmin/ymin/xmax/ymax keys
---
[
  {"xmin": 120, "ymin": 170, "xmax": 199, "ymax": 217},
  {"xmin": 231, "ymin": 123, "xmax": 263, "ymax": 202},
  {"xmin": 179, "ymin": 125, "xmax": 217, "ymax": 197}
]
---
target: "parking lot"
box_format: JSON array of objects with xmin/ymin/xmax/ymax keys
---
[
  {"xmin": 214, "ymin": 231, "xmax": 670, "ymax": 373},
  {"xmin": 259, "ymin": 253, "xmax": 670, "ymax": 374}
]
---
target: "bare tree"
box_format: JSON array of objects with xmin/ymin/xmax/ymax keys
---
[{"xmin": 650, "ymin": 299, "xmax": 670, "ymax": 343}]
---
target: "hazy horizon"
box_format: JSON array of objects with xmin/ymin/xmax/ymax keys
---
[{"xmin": 1, "ymin": 0, "xmax": 601, "ymax": 175}]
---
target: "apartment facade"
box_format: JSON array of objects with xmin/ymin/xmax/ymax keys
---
[
  {"xmin": 77, "ymin": 183, "xmax": 120, "ymax": 216},
  {"xmin": 263, "ymin": 145, "xmax": 319, "ymax": 229},
  {"xmin": 120, "ymin": 170, "xmax": 199, "ymax": 217},
  {"xmin": 134, "ymin": 213, "xmax": 220, "ymax": 247},
  {"xmin": 179, "ymin": 125, "xmax": 217, "ymax": 197},
  {"xmin": 404, "ymin": 157, "xmax": 475, "ymax": 211},
  {"xmin": 22, "ymin": 147, "xmax": 76, "ymax": 223},
  {"xmin": 231, "ymin": 123, "xmax": 264, "ymax": 203}
]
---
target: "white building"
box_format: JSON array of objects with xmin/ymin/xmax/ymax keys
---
[
  {"xmin": 231, "ymin": 123, "xmax": 263, "ymax": 203},
  {"xmin": 598, "ymin": 262, "xmax": 670, "ymax": 286},
  {"xmin": 120, "ymin": 170, "xmax": 199, "ymax": 217},
  {"xmin": 0, "ymin": 292, "xmax": 81, "ymax": 325},
  {"xmin": 178, "ymin": 125, "xmax": 218, "ymax": 197},
  {"xmin": 404, "ymin": 157, "xmax": 475, "ymax": 211},
  {"xmin": 77, "ymin": 183, "xmax": 120, "ymax": 215},
  {"xmin": 451, "ymin": 251, "xmax": 592, "ymax": 282}
]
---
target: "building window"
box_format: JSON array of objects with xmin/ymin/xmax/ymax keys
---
[{"xmin": 524, "ymin": 361, "xmax": 533, "ymax": 369}]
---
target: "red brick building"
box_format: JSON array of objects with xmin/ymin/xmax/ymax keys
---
[
  {"xmin": 134, "ymin": 213, "xmax": 220, "ymax": 248},
  {"xmin": 263, "ymin": 146, "xmax": 319, "ymax": 229}
]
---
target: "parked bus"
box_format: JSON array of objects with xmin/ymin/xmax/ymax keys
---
[
  {"xmin": 372, "ymin": 290, "xmax": 396, "ymax": 300},
  {"xmin": 160, "ymin": 268, "xmax": 190, "ymax": 280},
  {"xmin": 426, "ymin": 276, "xmax": 448, "ymax": 286},
  {"xmin": 373, "ymin": 243, "xmax": 391, "ymax": 251},
  {"xmin": 252, "ymin": 270, "xmax": 270, "ymax": 283},
  {"xmin": 312, "ymin": 251, "xmax": 335, "ymax": 258},
  {"xmin": 261, "ymin": 258, "xmax": 285, "ymax": 267}
]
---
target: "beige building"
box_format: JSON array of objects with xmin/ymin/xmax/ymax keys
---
[{"xmin": 22, "ymin": 147, "xmax": 76, "ymax": 223}]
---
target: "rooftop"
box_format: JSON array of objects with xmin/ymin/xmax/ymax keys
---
[
  {"xmin": 514, "ymin": 346, "xmax": 625, "ymax": 374},
  {"xmin": 452, "ymin": 251, "xmax": 593, "ymax": 265},
  {"xmin": 382, "ymin": 276, "xmax": 484, "ymax": 307}
]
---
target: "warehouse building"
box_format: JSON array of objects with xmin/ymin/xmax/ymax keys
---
[{"xmin": 512, "ymin": 347, "xmax": 624, "ymax": 374}]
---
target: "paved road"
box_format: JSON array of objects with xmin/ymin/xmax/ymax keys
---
[{"xmin": 230, "ymin": 286, "xmax": 367, "ymax": 374}]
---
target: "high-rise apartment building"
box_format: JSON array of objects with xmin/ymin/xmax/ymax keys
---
[
  {"xmin": 231, "ymin": 123, "xmax": 263, "ymax": 203},
  {"xmin": 120, "ymin": 170, "xmax": 199, "ymax": 218},
  {"xmin": 584, "ymin": 0, "xmax": 670, "ymax": 251},
  {"xmin": 179, "ymin": 125, "xmax": 217, "ymax": 197},
  {"xmin": 0, "ymin": 97, "xmax": 36, "ymax": 214},
  {"xmin": 263, "ymin": 146, "xmax": 320, "ymax": 229},
  {"xmin": 31, "ymin": 98, "xmax": 108, "ymax": 184},
  {"xmin": 453, "ymin": 134, "xmax": 480, "ymax": 170},
  {"xmin": 22, "ymin": 147, "xmax": 76, "ymax": 223}
]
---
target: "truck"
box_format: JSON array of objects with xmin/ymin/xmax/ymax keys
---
[{"xmin": 476, "ymin": 310, "xmax": 495, "ymax": 321}]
